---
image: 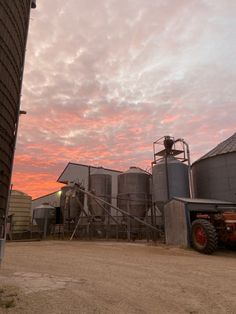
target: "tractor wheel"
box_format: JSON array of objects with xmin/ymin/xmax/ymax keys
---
[{"xmin": 191, "ymin": 219, "xmax": 217, "ymax": 254}]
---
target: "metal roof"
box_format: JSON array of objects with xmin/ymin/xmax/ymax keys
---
[
  {"xmin": 57, "ymin": 162, "xmax": 122, "ymax": 183},
  {"xmin": 194, "ymin": 133, "xmax": 236, "ymax": 163},
  {"xmin": 33, "ymin": 190, "xmax": 61, "ymax": 201}
]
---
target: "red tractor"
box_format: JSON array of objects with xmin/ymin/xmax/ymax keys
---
[{"xmin": 191, "ymin": 211, "xmax": 236, "ymax": 254}]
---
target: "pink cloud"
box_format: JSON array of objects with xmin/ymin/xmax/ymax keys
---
[{"xmin": 12, "ymin": 0, "xmax": 236, "ymax": 198}]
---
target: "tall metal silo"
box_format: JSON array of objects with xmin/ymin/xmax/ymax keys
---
[
  {"xmin": 117, "ymin": 167, "xmax": 151, "ymax": 232},
  {"xmin": 8, "ymin": 190, "xmax": 32, "ymax": 236},
  {"xmin": 152, "ymin": 156, "xmax": 190, "ymax": 203},
  {"xmin": 152, "ymin": 136, "xmax": 191, "ymax": 213},
  {"xmin": 0, "ymin": 0, "xmax": 36, "ymax": 261},
  {"xmin": 192, "ymin": 133, "xmax": 236, "ymax": 202},
  {"xmin": 88, "ymin": 168, "xmax": 112, "ymax": 221}
]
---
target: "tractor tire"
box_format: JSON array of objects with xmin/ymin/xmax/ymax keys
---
[{"xmin": 191, "ymin": 219, "xmax": 218, "ymax": 254}]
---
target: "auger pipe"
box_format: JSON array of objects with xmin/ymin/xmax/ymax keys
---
[{"xmin": 77, "ymin": 187, "xmax": 159, "ymax": 232}]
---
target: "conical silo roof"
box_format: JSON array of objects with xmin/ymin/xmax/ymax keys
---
[
  {"xmin": 34, "ymin": 203, "xmax": 55, "ymax": 210},
  {"xmin": 124, "ymin": 166, "xmax": 150, "ymax": 174},
  {"xmin": 194, "ymin": 133, "xmax": 236, "ymax": 163}
]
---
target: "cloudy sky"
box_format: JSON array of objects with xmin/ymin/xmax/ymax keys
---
[{"xmin": 12, "ymin": 0, "xmax": 236, "ymax": 198}]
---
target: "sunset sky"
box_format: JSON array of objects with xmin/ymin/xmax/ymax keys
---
[{"xmin": 12, "ymin": 0, "xmax": 236, "ymax": 198}]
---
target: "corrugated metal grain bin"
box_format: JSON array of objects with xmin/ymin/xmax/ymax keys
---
[
  {"xmin": 8, "ymin": 190, "xmax": 32, "ymax": 235},
  {"xmin": 153, "ymin": 156, "xmax": 190, "ymax": 203},
  {"xmin": 192, "ymin": 133, "xmax": 236, "ymax": 202},
  {"xmin": 88, "ymin": 168, "xmax": 112, "ymax": 221},
  {"xmin": 117, "ymin": 167, "xmax": 150, "ymax": 219},
  {"xmin": 33, "ymin": 203, "xmax": 56, "ymax": 237},
  {"xmin": 0, "ymin": 0, "xmax": 35, "ymax": 241}
]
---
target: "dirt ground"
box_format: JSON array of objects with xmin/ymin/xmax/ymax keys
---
[{"xmin": 0, "ymin": 241, "xmax": 235, "ymax": 314}]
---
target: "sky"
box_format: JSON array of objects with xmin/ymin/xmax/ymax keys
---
[{"xmin": 12, "ymin": 0, "xmax": 236, "ymax": 199}]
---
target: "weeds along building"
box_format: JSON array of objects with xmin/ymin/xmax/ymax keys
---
[{"xmin": 0, "ymin": 1, "xmax": 36, "ymax": 246}]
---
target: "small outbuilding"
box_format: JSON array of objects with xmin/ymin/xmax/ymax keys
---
[{"xmin": 164, "ymin": 197, "xmax": 236, "ymax": 247}]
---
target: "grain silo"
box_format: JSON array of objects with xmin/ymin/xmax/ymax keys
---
[
  {"xmin": 0, "ymin": 0, "xmax": 36, "ymax": 258},
  {"xmin": 117, "ymin": 167, "xmax": 151, "ymax": 236},
  {"xmin": 152, "ymin": 136, "xmax": 191, "ymax": 213},
  {"xmin": 33, "ymin": 203, "xmax": 56, "ymax": 238},
  {"xmin": 192, "ymin": 133, "xmax": 236, "ymax": 202},
  {"xmin": 88, "ymin": 168, "xmax": 112, "ymax": 221},
  {"xmin": 152, "ymin": 156, "xmax": 190, "ymax": 203},
  {"xmin": 8, "ymin": 190, "xmax": 32, "ymax": 238}
]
